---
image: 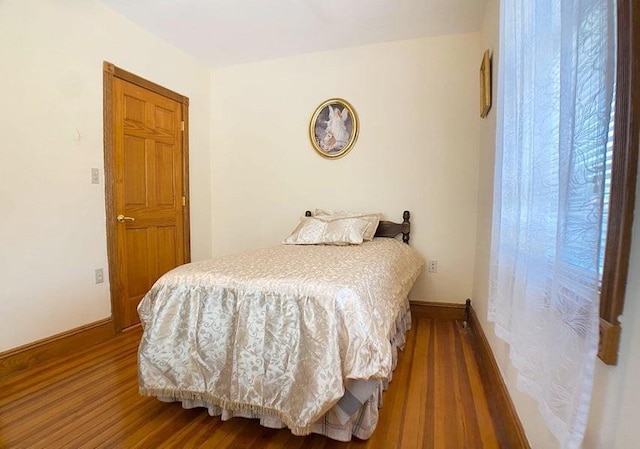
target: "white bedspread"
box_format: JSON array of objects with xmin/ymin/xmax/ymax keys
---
[{"xmin": 137, "ymin": 238, "xmax": 423, "ymax": 435}]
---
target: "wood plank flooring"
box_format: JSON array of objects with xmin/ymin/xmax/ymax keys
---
[{"xmin": 0, "ymin": 317, "xmax": 512, "ymax": 448}]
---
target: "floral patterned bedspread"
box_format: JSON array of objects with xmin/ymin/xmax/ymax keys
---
[{"xmin": 137, "ymin": 238, "xmax": 424, "ymax": 435}]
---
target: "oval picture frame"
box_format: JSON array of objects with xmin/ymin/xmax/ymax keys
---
[{"xmin": 309, "ymin": 98, "xmax": 359, "ymax": 159}]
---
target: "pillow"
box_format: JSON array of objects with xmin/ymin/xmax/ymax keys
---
[
  {"xmin": 283, "ymin": 215, "xmax": 372, "ymax": 245},
  {"xmin": 314, "ymin": 209, "xmax": 381, "ymax": 241}
]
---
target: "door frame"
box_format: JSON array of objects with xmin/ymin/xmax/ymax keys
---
[{"xmin": 103, "ymin": 61, "xmax": 191, "ymax": 333}]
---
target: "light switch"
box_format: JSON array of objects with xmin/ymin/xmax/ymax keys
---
[
  {"xmin": 91, "ymin": 168, "xmax": 100, "ymax": 184},
  {"xmin": 95, "ymin": 268, "xmax": 104, "ymax": 284}
]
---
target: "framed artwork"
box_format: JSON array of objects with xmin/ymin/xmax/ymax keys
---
[
  {"xmin": 480, "ymin": 50, "xmax": 492, "ymax": 118},
  {"xmin": 309, "ymin": 98, "xmax": 359, "ymax": 159}
]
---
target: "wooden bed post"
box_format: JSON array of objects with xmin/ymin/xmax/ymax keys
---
[
  {"xmin": 463, "ymin": 299, "xmax": 471, "ymax": 329},
  {"xmin": 402, "ymin": 211, "xmax": 410, "ymax": 244}
]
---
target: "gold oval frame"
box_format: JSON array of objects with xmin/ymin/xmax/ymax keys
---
[{"xmin": 309, "ymin": 98, "xmax": 359, "ymax": 159}]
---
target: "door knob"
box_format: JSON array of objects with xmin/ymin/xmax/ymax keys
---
[{"xmin": 116, "ymin": 214, "xmax": 135, "ymax": 223}]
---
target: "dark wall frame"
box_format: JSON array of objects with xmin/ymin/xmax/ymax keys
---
[{"xmin": 598, "ymin": 0, "xmax": 640, "ymax": 365}]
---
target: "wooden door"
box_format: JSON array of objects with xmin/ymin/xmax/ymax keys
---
[{"xmin": 104, "ymin": 63, "xmax": 190, "ymax": 331}]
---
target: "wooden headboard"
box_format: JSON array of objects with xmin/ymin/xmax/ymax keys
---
[{"xmin": 304, "ymin": 210, "xmax": 411, "ymax": 244}]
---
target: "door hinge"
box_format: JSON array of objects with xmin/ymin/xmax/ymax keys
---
[
  {"xmin": 182, "ymin": 196, "xmax": 186, "ymax": 206},
  {"xmin": 181, "ymin": 121, "xmax": 185, "ymax": 131}
]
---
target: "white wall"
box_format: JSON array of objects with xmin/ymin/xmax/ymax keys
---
[
  {"xmin": 0, "ymin": 0, "xmax": 212, "ymax": 352},
  {"xmin": 210, "ymin": 34, "xmax": 482, "ymax": 302},
  {"xmin": 472, "ymin": 1, "xmax": 640, "ymax": 447},
  {"xmin": 584, "ymin": 199, "xmax": 640, "ymax": 449}
]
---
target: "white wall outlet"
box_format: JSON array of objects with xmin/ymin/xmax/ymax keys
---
[
  {"xmin": 95, "ymin": 268, "xmax": 104, "ymax": 284},
  {"xmin": 428, "ymin": 260, "xmax": 438, "ymax": 273},
  {"xmin": 91, "ymin": 168, "xmax": 100, "ymax": 184}
]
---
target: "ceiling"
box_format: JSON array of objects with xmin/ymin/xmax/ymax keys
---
[{"xmin": 99, "ymin": 0, "xmax": 487, "ymax": 68}]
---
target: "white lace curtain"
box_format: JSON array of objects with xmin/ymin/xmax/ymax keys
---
[{"xmin": 489, "ymin": 0, "xmax": 616, "ymax": 448}]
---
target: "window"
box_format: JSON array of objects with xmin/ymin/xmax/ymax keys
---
[
  {"xmin": 489, "ymin": 0, "xmax": 619, "ymax": 446},
  {"xmin": 599, "ymin": 97, "xmax": 614, "ymax": 278}
]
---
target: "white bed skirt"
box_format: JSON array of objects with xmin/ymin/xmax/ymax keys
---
[{"xmin": 157, "ymin": 304, "xmax": 412, "ymax": 442}]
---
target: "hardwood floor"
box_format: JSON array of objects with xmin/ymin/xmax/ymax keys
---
[{"xmin": 0, "ymin": 317, "xmax": 515, "ymax": 448}]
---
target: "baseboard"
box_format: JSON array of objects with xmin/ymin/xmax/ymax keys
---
[
  {"xmin": 409, "ymin": 300, "xmax": 466, "ymax": 320},
  {"xmin": 0, "ymin": 317, "xmax": 115, "ymax": 379},
  {"xmin": 468, "ymin": 306, "xmax": 531, "ymax": 449}
]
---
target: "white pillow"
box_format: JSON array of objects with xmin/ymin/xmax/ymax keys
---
[
  {"xmin": 283, "ymin": 215, "xmax": 372, "ymax": 245},
  {"xmin": 314, "ymin": 209, "xmax": 381, "ymax": 241}
]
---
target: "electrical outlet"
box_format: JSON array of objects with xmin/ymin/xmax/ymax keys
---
[
  {"xmin": 91, "ymin": 168, "xmax": 100, "ymax": 184},
  {"xmin": 428, "ymin": 260, "xmax": 438, "ymax": 273},
  {"xmin": 95, "ymin": 268, "xmax": 104, "ymax": 284}
]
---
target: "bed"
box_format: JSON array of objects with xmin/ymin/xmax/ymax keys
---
[{"xmin": 137, "ymin": 210, "xmax": 424, "ymax": 441}]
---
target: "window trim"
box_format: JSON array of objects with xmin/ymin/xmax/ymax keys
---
[{"xmin": 598, "ymin": 0, "xmax": 640, "ymax": 365}]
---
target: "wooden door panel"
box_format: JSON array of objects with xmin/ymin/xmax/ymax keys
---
[
  {"xmin": 125, "ymin": 228, "xmax": 153, "ymax": 298},
  {"xmin": 123, "ymin": 135, "xmax": 147, "ymax": 207},
  {"xmin": 156, "ymin": 226, "xmax": 179, "ymax": 278},
  {"xmin": 123, "ymin": 94, "xmax": 145, "ymax": 124},
  {"xmin": 155, "ymin": 105, "xmax": 176, "ymax": 133},
  {"xmin": 154, "ymin": 143, "xmax": 176, "ymax": 207}
]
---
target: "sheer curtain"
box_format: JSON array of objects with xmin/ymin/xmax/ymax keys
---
[{"xmin": 489, "ymin": 0, "xmax": 616, "ymax": 448}]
